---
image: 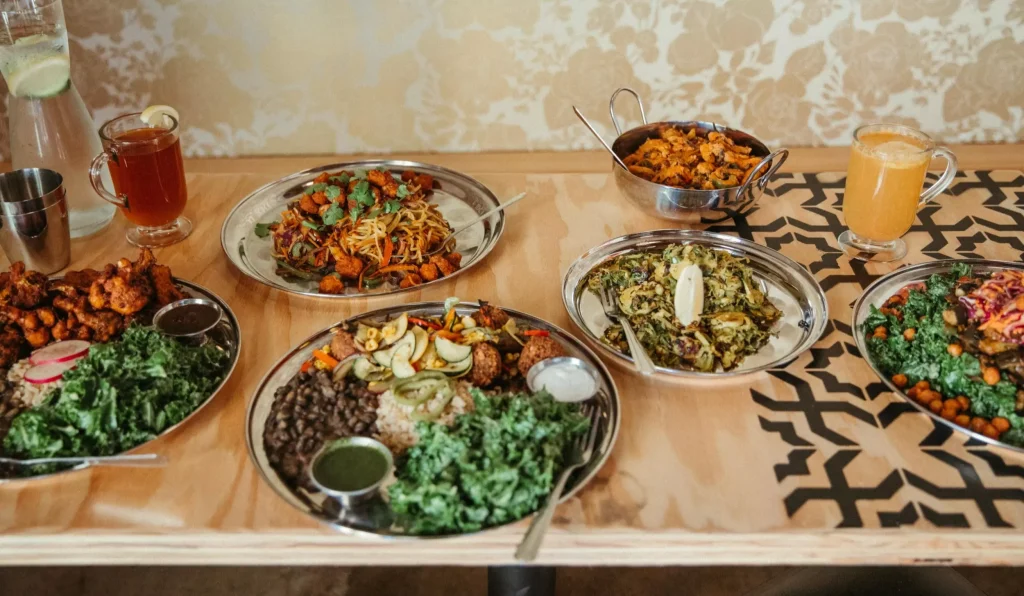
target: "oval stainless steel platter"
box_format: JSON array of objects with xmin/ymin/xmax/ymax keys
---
[
  {"xmin": 562, "ymin": 229, "xmax": 829, "ymax": 381},
  {"xmin": 0, "ymin": 278, "xmax": 242, "ymax": 483},
  {"xmin": 221, "ymin": 160, "xmax": 504, "ymax": 298},
  {"xmin": 852, "ymin": 259, "xmax": 1024, "ymax": 455},
  {"xmin": 245, "ymin": 301, "xmax": 620, "ymax": 539}
]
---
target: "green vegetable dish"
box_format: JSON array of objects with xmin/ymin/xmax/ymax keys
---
[
  {"xmin": 585, "ymin": 244, "xmax": 782, "ymax": 372},
  {"xmin": 0, "ymin": 326, "xmax": 231, "ymax": 478},
  {"xmin": 862, "ymin": 263, "xmax": 1024, "ymax": 446},
  {"xmin": 258, "ymin": 300, "xmax": 609, "ymax": 536}
]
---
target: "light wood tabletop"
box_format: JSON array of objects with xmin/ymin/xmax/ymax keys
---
[{"xmin": 2, "ymin": 145, "xmax": 1024, "ymax": 566}]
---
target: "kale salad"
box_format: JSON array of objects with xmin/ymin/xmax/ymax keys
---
[{"xmin": 863, "ymin": 263, "xmax": 1024, "ymax": 446}]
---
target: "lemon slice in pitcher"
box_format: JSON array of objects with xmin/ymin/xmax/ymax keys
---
[
  {"xmin": 7, "ymin": 53, "xmax": 71, "ymax": 98},
  {"xmin": 140, "ymin": 104, "xmax": 180, "ymax": 129}
]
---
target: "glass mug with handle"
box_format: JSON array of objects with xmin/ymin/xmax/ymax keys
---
[
  {"xmin": 839, "ymin": 123, "xmax": 957, "ymax": 262},
  {"xmin": 89, "ymin": 110, "xmax": 192, "ymax": 247}
]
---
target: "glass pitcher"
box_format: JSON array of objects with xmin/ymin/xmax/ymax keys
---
[{"xmin": 0, "ymin": 0, "xmax": 114, "ymax": 238}]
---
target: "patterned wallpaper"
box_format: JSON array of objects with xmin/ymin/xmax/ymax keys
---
[{"xmin": 4, "ymin": 0, "xmax": 1023, "ymax": 156}]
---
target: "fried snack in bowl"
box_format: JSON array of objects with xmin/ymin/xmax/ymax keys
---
[{"xmin": 623, "ymin": 125, "xmax": 769, "ymax": 190}]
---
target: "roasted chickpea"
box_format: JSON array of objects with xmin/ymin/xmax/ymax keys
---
[
  {"xmin": 892, "ymin": 374, "xmax": 908, "ymax": 389},
  {"xmin": 947, "ymin": 343, "xmax": 963, "ymax": 357},
  {"xmin": 929, "ymin": 399, "xmax": 944, "ymax": 414},
  {"xmin": 992, "ymin": 417, "xmax": 1011, "ymax": 433},
  {"xmin": 943, "ymin": 399, "xmax": 961, "ymax": 413},
  {"xmin": 954, "ymin": 414, "xmax": 971, "ymax": 427},
  {"xmin": 903, "ymin": 328, "xmax": 916, "ymax": 341},
  {"xmin": 982, "ymin": 425, "xmax": 1000, "ymax": 440},
  {"xmin": 907, "ymin": 387, "xmax": 920, "ymax": 399},
  {"xmin": 919, "ymin": 390, "xmax": 941, "ymax": 405},
  {"xmin": 969, "ymin": 417, "xmax": 988, "ymax": 433},
  {"xmin": 915, "ymin": 380, "xmax": 930, "ymax": 391},
  {"xmin": 874, "ymin": 326, "xmax": 887, "ymax": 336},
  {"xmin": 940, "ymin": 408, "xmax": 957, "ymax": 421},
  {"xmin": 983, "ymin": 367, "xmax": 1000, "ymax": 386},
  {"xmin": 956, "ymin": 396, "xmax": 970, "ymax": 411}
]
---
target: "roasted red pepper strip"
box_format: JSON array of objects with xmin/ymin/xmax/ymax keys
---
[
  {"xmin": 301, "ymin": 360, "xmax": 312, "ymax": 373},
  {"xmin": 409, "ymin": 316, "xmax": 442, "ymax": 330}
]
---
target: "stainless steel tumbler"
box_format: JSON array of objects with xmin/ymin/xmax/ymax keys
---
[{"xmin": 0, "ymin": 168, "xmax": 71, "ymax": 274}]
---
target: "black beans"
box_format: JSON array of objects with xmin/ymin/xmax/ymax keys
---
[{"xmin": 262, "ymin": 368, "xmax": 379, "ymax": 490}]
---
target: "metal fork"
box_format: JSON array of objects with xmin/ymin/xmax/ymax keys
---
[
  {"xmin": 0, "ymin": 453, "xmax": 168, "ymax": 468},
  {"xmin": 515, "ymin": 401, "xmax": 602, "ymax": 562},
  {"xmin": 596, "ymin": 286, "xmax": 656, "ymax": 375}
]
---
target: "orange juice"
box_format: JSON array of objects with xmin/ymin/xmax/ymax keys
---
[{"xmin": 842, "ymin": 132, "xmax": 930, "ymax": 242}]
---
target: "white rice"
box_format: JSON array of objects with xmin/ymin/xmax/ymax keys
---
[
  {"xmin": 8, "ymin": 358, "xmax": 61, "ymax": 408},
  {"xmin": 375, "ymin": 381, "xmax": 474, "ymax": 453}
]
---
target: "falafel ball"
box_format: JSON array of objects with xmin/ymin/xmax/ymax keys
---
[
  {"xmin": 468, "ymin": 342, "xmax": 502, "ymax": 387},
  {"xmin": 517, "ymin": 335, "xmax": 567, "ymax": 377}
]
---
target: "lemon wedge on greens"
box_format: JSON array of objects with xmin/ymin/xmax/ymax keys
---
[{"xmin": 674, "ymin": 263, "xmax": 704, "ymax": 326}]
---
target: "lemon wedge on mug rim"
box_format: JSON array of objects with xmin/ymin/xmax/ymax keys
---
[
  {"xmin": 7, "ymin": 53, "xmax": 71, "ymax": 98},
  {"xmin": 140, "ymin": 104, "xmax": 180, "ymax": 129}
]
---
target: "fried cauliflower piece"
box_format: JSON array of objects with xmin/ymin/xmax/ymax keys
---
[
  {"xmin": 334, "ymin": 254, "xmax": 363, "ymax": 280},
  {"xmin": 319, "ymin": 275, "xmax": 345, "ymax": 295}
]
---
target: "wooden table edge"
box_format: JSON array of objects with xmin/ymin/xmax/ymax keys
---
[{"xmin": 2, "ymin": 530, "xmax": 1023, "ymax": 566}]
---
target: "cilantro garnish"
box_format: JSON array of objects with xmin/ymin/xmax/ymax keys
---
[
  {"xmin": 353, "ymin": 169, "xmax": 367, "ymax": 180},
  {"xmin": 349, "ymin": 180, "xmax": 375, "ymax": 207},
  {"xmin": 304, "ymin": 182, "xmax": 328, "ymax": 195},
  {"xmin": 301, "ymin": 220, "xmax": 322, "ymax": 231},
  {"xmin": 329, "ymin": 174, "xmax": 350, "ymax": 186},
  {"xmin": 396, "ymin": 184, "xmax": 410, "ymax": 199},
  {"xmin": 321, "ymin": 202, "xmax": 345, "ymax": 226},
  {"xmin": 349, "ymin": 205, "xmax": 364, "ymax": 222},
  {"xmin": 325, "ymin": 185, "xmax": 342, "ymax": 200},
  {"xmin": 384, "ymin": 199, "xmax": 402, "ymax": 214},
  {"xmin": 254, "ymin": 222, "xmax": 273, "ymax": 238}
]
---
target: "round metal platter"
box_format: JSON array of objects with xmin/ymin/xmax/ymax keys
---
[
  {"xmin": 221, "ymin": 160, "xmax": 504, "ymax": 298},
  {"xmin": 852, "ymin": 259, "xmax": 1024, "ymax": 455},
  {"xmin": 0, "ymin": 278, "xmax": 242, "ymax": 483},
  {"xmin": 245, "ymin": 301, "xmax": 620, "ymax": 539},
  {"xmin": 562, "ymin": 229, "xmax": 829, "ymax": 380}
]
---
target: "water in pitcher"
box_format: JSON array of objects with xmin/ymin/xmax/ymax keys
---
[{"xmin": 0, "ymin": 1, "xmax": 115, "ymax": 237}]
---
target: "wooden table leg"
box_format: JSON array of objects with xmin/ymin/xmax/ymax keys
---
[{"xmin": 487, "ymin": 566, "xmax": 555, "ymax": 596}]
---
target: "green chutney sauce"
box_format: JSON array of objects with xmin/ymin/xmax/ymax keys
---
[{"xmin": 313, "ymin": 444, "xmax": 389, "ymax": 492}]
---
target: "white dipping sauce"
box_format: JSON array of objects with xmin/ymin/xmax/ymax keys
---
[{"xmin": 531, "ymin": 363, "xmax": 597, "ymax": 403}]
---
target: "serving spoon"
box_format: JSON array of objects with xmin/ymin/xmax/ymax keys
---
[
  {"xmin": 425, "ymin": 192, "xmax": 529, "ymax": 257},
  {"xmin": 572, "ymin": 106, "xmax": 630, "ymax": 172},
  {"xmin": 0, "ymin": 453, "xmax": 168, "ymax": 469}
]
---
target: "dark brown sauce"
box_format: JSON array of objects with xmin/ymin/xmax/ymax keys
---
[{"xmin": 157, "ymin": 302, "xmax": 220, "ymax": 336}]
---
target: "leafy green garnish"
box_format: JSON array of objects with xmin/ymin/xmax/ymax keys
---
[
  {"xmin": 384, "ymin": 199, "xmax": 402, "ymax": 214},
  {"xmin": 353, "ymin": 169, "xmax": 367, "ymax": 180},
  {"xmin": 349, "ymin": 205, "xmax": 364, "ymax": 222},
  {"xmin": 388, "ymin": 389, "xmax": 589, "ymax": 535},
  {"xmin": 304, "ymin": 182, "xmax": 328, "ymax": 195},
  {"xmin": 3, "ymin": 327, "xmax": 229, "ymax": 461},
  {"xmin": 325, "ymin": 185, "xmax": 342, "ymax": 200},
  {"xmin": 329, "ymin": 174, "xmax": 350, "ymax": 186},
  {"xmin": 396, "ymin": 184, "xmax": 410, "ymax": 199},
  {"xmin": 301, "ymin": 220, "xmax": 322, "ymax": 231},
  {"xmin": 253, "ymin": 223, "xmax": 273, "ymax": 238},
  {"xmin": 321, "ymin": 202, "xmax": 345, "ymax": 226},
  {"xmin": 349, "ymin": 180, "xmax": 374, "ymax": 207}
]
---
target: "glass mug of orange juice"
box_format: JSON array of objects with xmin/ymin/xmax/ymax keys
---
[
  {"xmin": 839, "ymin": 123, "xmax": 957, "ymax": 262},
  {"xmin": 88, "ymin": 110, "xmax": 191, "ymax": 247}
]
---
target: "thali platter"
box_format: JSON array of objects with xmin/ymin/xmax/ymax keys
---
[
  {"xmin": 245, "ymin": 301, "xmax": 620, "ymax": 538},
  {"xmin": 0, "ymin": 278, "xmax": 241, "ymax": 483},
  {"xmin": 562, "ymin": 229, "xmax": 829, "ymax": 381},
  {"xmin": 853, "ymin": 259, "xmax": 1024, "ymax": 455},
  {"xmin": 221, "ymin": 160, "xmax": 504, "ymax": 298}
]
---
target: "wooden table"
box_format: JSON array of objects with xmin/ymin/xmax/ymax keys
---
[{"xmin": 2, "ymin": 146, "xmax": 1024, "ymax": 566}]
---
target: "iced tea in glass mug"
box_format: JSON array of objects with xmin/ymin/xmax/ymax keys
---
[
  {"xmin": 89, "ymin": 112, "xmax": 191, "ymax": 247},
  {"xmin": 839, "ymin": 124, "xmax": 957, "ymax": 262}
]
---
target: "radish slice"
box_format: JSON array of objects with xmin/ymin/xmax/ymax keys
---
[
  {"xmin": 30, "ymin": 340, "xmax": 90, "ymax": 366},
  {"xmin": 24, "ymin": 360, "xmax": 77, "ymax": 385}
]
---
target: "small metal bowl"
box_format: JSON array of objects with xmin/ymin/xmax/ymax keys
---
[
  {"xmin": 308, "ymin": 436, "xmax": 393, "ymax": 509},
  {"xmin": 526, "ymin": 356, "xmax": 600, "ymax": 403},
  {"xmin": 583, "ymin": 88, "xmax": 789, "ymax": 222},
  {"xmin": 153, "ymin": 298, "xmax": 223, "ymax": 345}
]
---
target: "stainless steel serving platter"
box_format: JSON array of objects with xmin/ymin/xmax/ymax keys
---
[
  {"xmin": 0, "ymin": 278, "xmax": 242, "ymax": 483},
  {"xmin": 221, "ymin": 160, "xmax": 504, "ymax": 298},
  {"xmin": 245, "ymin": 301, "xmax": 620, "ymax": 538},
  {"xmin": 852, "ymin": 259, "xmax": 1024, "ymax": 455},
  {"xmin": 562, "ymin": 229, "xmax": 829, "ymax": 381}
]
